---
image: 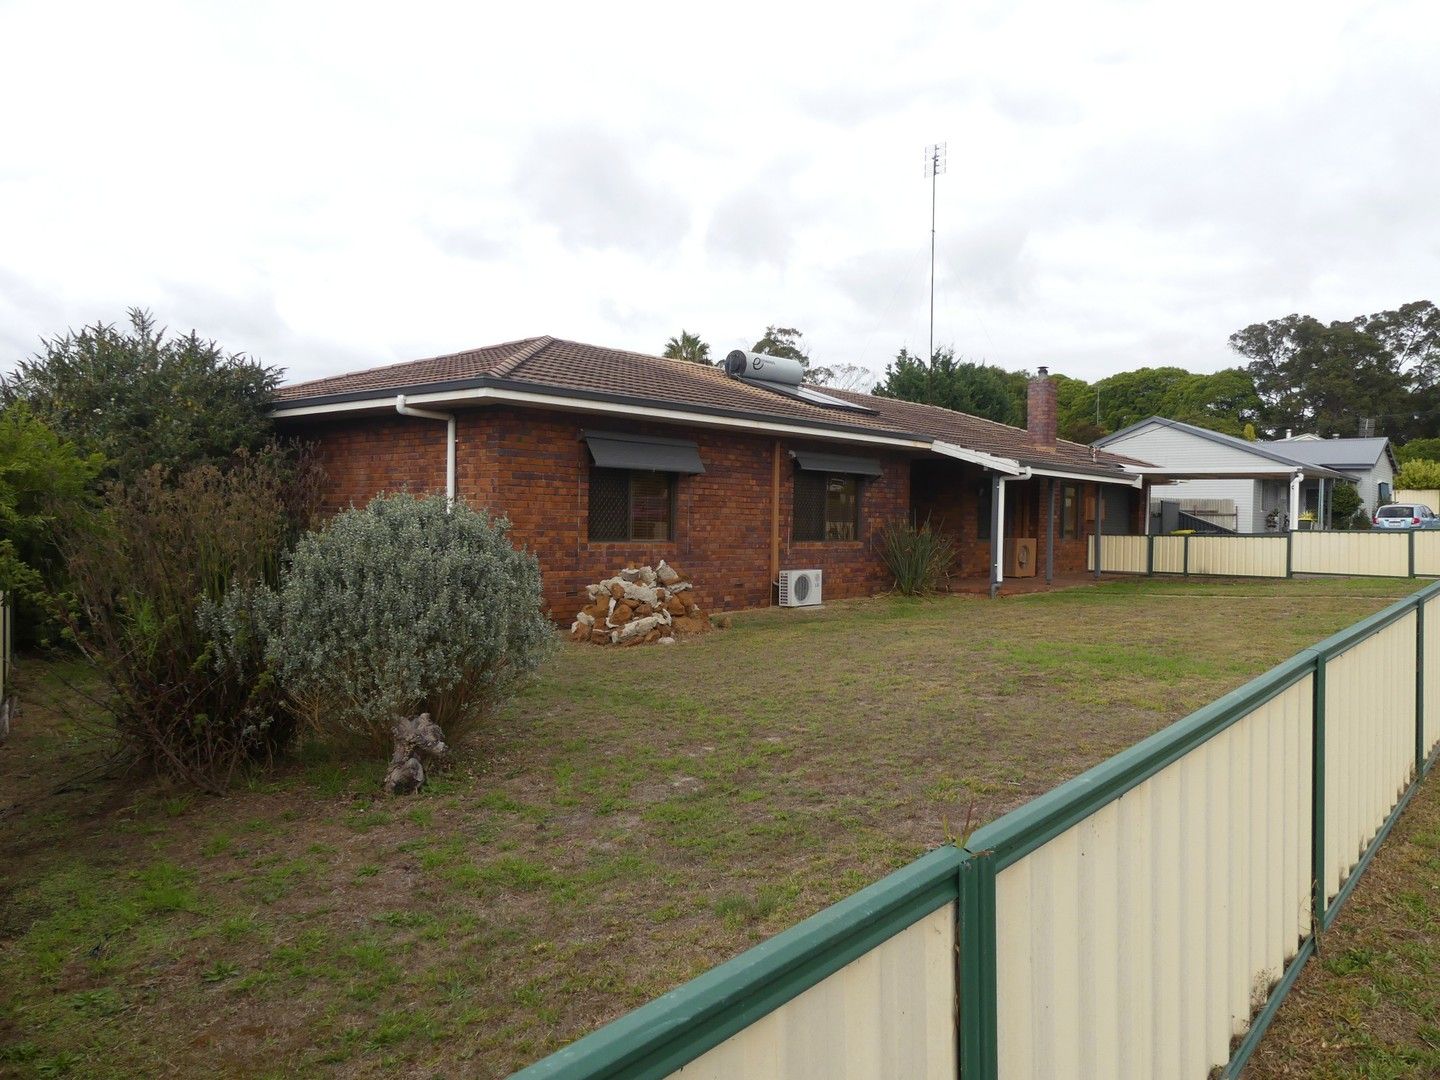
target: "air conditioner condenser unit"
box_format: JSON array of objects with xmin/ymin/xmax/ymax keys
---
[{"xmin": 778, "ymin": 569, "xmax": 822, "ymax": 607}]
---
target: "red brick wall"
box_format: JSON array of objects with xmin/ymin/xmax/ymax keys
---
[
  {"xmin": 290, "ymin": 407, "xmax": 910, "ymax": 616},
  {"xmin": 911, "ymin": 461, "xmax": 1101, "ymax": 579}
]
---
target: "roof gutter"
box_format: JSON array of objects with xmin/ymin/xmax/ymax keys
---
[
  {"xmin": 395, "ymin": 395, "xmax": 455, "ymax": 505},
  {"xmin": 282, "ymin": 384, "xmax": 935, "ymax": 454},
  {"xmin": 1025, "ymin": 464, "xmax": 1144, "ymax": 488}
]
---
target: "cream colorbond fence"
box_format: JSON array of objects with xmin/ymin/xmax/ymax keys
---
[
  {"xmin": 516, "ymin": 583, "xmax": 1440, "ymax": 1080},
  {"xmin": 1291, "ymin": 531, "xmax": 1410, "ymax": 577},
  {"xmin": 1188, "ymin": 534, "xmax": 1288, "ymax": 577},
  {"xmin": 1090, "ymin": 529, "xmax": 1440, "ymax": 580},
  {"xmin": 1414, "ymin": 531, "xmax": 1440, "ymax": 576},
  {"xmin": 1396, "ymin": 488, "xmax": 1440, "ymax": 513}
]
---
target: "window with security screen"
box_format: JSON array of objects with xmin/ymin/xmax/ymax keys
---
[
  {"xmin": 793, "ymin": 471, "xmax": 860, "ymax": 541},
  {"xmin": 588, "ymin": 467, "xmax": 674, "ymax": 541}
]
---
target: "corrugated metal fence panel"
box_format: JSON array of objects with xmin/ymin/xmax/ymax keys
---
[
  {"xmin": 1291, "ymin": 531, "xmax": 1410, "ymax": 577},
  {"xmin": 671, "ymin": 903, "xmax": 956, "ymax": 1080},
  {"xmin": 1151, "ymin": 536, "xmax": 1186, "ymax": 574},
  {"xmin": 1097, "ymin": 534, "xmax": 1148, "ymax": 573},
  {"xmin": 1188, "ymin": 535, "xmax": 1288, "ymax": 578},
  {"xmin": 1323, "ymin": 613, "xmax": 1417, "ymax": 902},
  {"xmin": 992, "ymin": 676, "xmax": 1313, "ymax": 1080},
  {"xmin": 1428, "ymin": 596, "xmax": 1440, "ymax": 760},
  {"xmin": 1413, "ymin": 532, "xmax": 1440, "ymax": 577}
]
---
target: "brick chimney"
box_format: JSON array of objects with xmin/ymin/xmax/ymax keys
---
[{"xmin": 1027, "ymin": 366, "xmax": 1057, "ymax": 450}]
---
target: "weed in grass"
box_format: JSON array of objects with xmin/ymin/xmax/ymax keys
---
[
  {"xmin": 353, "ymin": 864, "xmax": 381, "ymax": 880},
  {"xmin": 200, "ymin": 833, "xmax": 234, "ymax": 858},
  {"xmin": 159, "ymin": 795, "xmax": 194, "ymax": 818},
  {"xmin": 345, "ymin": 808, "xmax": 393, "ymax": 832},
  {"xmin": 201, "ymin": 961, "xmax": 241, "ymax": 983},
  {"xmin": 373, "ymin": 910, "xmax": 434, "ymax": 930},
  {"xmin": 65, "ymin": 988, "xmax": 123, "ymax": 1017},
  {"xmin": 134, "ymin": 862, "xmax": 201, "ymax": 914},
  {"xmin": 216, "ymin": 913, "xmax": 260, "ymax": 942},
  {"xmin": 712, "ymin": 884, "xmax": 798, "ymax": 928}
]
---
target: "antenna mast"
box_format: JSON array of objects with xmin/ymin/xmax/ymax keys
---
[{"xmin": 924, "ymin": 142, "xmax": 947, "ymax": 364}]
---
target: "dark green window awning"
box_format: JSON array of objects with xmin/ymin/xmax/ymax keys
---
[
  {"xmin": 790, "ymin": 450, "xmax": 883, "ymax": 477},
  {"xmin": 584, "ymin": 431, "xmax": 705, "ymax": 474}
]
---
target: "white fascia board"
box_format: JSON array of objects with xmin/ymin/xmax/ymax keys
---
[
  {"xmin": 929, "ymin": 440, "xmax": 1025, "ymax": 476},
  {"xmin": 272, "ymin": 386, "xmax": 935, "ymax": 452},
  {"xmin": 1120, "ymin": 465, "xmax": 1300, "ymax": 477},
  {"xmin": 1122, "ymin": 465, "xmax": 1346, "ymax": 481},
  {"xmin": 1025, "ymin": 464, "xmax": 1143, "ymax": 488}
]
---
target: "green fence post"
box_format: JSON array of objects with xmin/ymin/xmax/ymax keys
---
[
  {"xmin": 1311, "ymin": 654, "xmax": 1327, "ymax": 929},
  {"xmin": 1286, "ymin": 530, "xmax": 1293, "ymax": 578},
  {"xmin": 1183, "ymin": 534, "xmax": 1191, "ymax": 577},
  {"xmin": 1410, "ymin": 530, "xmax": 1417, "ymax": 578},
  {"xmin": 1147, "ymin": 534, "xmax": 1155, "ymax": 577},
  {"xmin": 958, "ymin": 851, "xmax": 998, "ymax": 1080}
]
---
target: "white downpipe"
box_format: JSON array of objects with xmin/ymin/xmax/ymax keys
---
[
  {"xmin": 395, "ymin": 394, "xmax": 456, "ymax": 505},
  {"xmin": 991, "ymin": 477, "xmax": 1007, "ymax": 596},
  {"xmin": 1288, "ymin": 471, "xmax": 1303, "ymax": 532}
]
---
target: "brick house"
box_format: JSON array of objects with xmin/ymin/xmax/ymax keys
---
[{"xmin": 274, "ymin": 337, "xmax": 1149, "ymax": 615}]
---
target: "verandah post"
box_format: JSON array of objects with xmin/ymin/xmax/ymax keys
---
[
  {"xmin": 1045, "ymin": 478, "xmax": 1055, "ymax": 585},
  {"xmin": 1093, "ymin": 484, "xmax": 1103, "ymax": 580}
]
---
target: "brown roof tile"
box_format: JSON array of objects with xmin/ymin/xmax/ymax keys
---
[{"xmin": 277, "ymin": 336, "xmax": 1141, "ymax": 475}]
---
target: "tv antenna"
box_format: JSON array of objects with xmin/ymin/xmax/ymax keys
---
[{"xmin": 924, "ymin": 142, "xmax": 947, "ymax": 364}]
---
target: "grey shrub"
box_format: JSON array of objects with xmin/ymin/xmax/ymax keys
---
[{"xmin": 265, "ymin": 493, "xmax": 554, "ymax": 744}]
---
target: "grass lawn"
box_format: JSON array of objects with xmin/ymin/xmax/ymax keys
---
[
  {"xmin": 0, "ymin": 576, "xmax": 1416, "ymax": 1078},
  {"xmin": 1244, "ymin": 760, "xmax": 1440, "ymax": 1079}
]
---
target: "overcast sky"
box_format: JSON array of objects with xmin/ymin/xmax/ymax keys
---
[{"xmin": 1, "ymin": 0, "xmax": 1437, "ymax": 388}]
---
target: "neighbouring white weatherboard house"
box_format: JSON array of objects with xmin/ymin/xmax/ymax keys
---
[
  {"xmin": 1094, "ymin": 417, "xmax": 1356, "ymax": 532},
  {"xmin": 1262, "ymin": 433, "xmax": 1398, "ymax": 519}
]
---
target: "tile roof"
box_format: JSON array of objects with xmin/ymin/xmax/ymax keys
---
[{"xmin": 276, "ymin": 335, "xmax": 1140, "ymax": 475}]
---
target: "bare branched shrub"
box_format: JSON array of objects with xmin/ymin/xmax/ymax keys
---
[
  {"xmin": 62, "ymin": 447, "xmax": 321, "ymax": 791},
  {"xmin": 262, "ymin": 493, "xmax": 554, "ymax": 747}
]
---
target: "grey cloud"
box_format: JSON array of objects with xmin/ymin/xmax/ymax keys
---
[
  {"xmin": 427, "ymin": 222, "xmax": 510, "ymax": 262},
  {"xmin": 513, "ymin": 128, "xmax": 690, "ymax": 256},
  {"xmin": 706, "ymin": 187, "xmax": 794, "ymax": 266}
]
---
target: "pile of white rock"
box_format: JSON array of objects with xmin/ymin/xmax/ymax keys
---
[{"xmin": 569, "ymin": 560, "xmax": 710, "ymax": 646}]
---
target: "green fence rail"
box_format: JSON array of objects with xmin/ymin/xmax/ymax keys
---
[{"xmin": 515, "ymin": 580, "xmax": 1440, "ymax": 1079}]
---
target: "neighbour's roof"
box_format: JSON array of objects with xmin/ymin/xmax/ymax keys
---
[
  {"xmin": 1259, "ymin": 436, "xmax": 1395, "ymax": 471},
  {"xmin": 275, "ymin": 335, "xmax": 1141, "ymax": 477},
  {"xmin": 1095, "ymin": 416, "xmax": 1349, "ymax": 475}
]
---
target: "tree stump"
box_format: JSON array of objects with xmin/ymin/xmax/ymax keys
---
[{"xmin": 383, "ymin": 712, "xmax": 449, "ymax": 795}]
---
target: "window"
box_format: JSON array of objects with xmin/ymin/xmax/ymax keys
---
[
  {"xmin": 794, "ymin": 471, "xmax": 860, "ymax": 541},
  {"xmin": 1061, "ymin": 483, "xmax": 1081, "ymax": 539},
  {"xmin": 588, "ymin": 468, "xmax": 675, "ymax": 541}
]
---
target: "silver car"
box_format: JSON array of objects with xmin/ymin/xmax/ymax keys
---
[{"xmin": 1373, "ymin": 503, "xmax": 1440, "ymax": 529}]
